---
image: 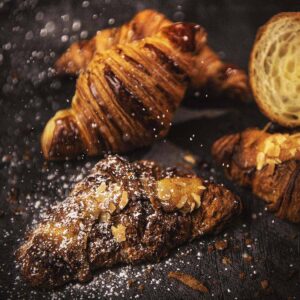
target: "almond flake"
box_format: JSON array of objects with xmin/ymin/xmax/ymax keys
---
[
  {"xmin": 263, "ymin": 140, "xmax": 274, "ymax": 154},
  {"xmin": 191, "ymin": 193, "xmax": 201, "ymax": 207},
  {"xmin": 256, "ymin": 152, "xmax": 265, "ymax": 170},
  {"xmin": 112, "ymin": 184, "xmax": 121, "ymax": 192},
  {"xmin": 119, "ymin": 191, "xmax": 129, "ymax": 210},
  {"xmin": 176, "ymin": 195, "xmax": 188, "ymax": 208},
  {"xmin": 189, "ymin": 201, "xmax": 195, "ymax": 212},
  {"xmin": 156, "ymin": 177, "xmax": 204, "ymax": 212},
  {"xmin": 274, "ymin": 158, "xmax": 282, "ymax": 164},
  {"xmin": 108, "ymin": 202, "xmax": 116, "ymax": 213},
  {"xmin": 97, "ymin": 182, "xmax": 107, "ymax": 193},
  {"xmin": 275, "ymin": 135, "xmax": 287, "ymax": 144},
  {"xmin": 268, "ymin": 144, "xmax": 280, "ymax": 157},
  {"xmin": 99, "ymin": 212, "xmax": 111, "ymax": 223},
  {"xmin": 111, "ymin": 224, "xmax": 126, "ymax": 242}
]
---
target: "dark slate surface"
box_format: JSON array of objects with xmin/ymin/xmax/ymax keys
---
[{"xmin": 0, "ymin": 0, "xmax": 300, "ymax": 299}]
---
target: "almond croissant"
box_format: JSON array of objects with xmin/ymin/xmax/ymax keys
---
[
  {"xmin": 212, "ymin": 128, "xmax": 300, "ymax": 223},
  {"xmin": 17, "ymin": 155, "xmax": 242, "ymax": 287},
  {"xmin": 55, "ymin": 9, "xmax": 249, "ymax": 100},
  {"xmin": 42, "ymin": 23, "xmax": 207, "ymax": 160}
]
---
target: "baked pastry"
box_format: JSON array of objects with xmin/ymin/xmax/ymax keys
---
[
  {"xmin": 55, "ymin": 9, "xmax": 250, "ymax": 100},
  {"xmin": 17, "ymin": 155, "xmax": 242, "ymax": 287},
  {"xmin": 55, "ymin": 9, "xmax": 172, "ymax": 75},
  {"xmin": 250, "ymin": 12, "xmax": 300, "ymax": 127},
  {"xmin": 212, "ymin": 128, "xmax": 300, "ymax": 222},
  {"xmin": 42, "ymin": 22, "xmax": 206, "ymax": 160}
]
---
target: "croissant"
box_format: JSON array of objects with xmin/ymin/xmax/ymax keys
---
[
  {"xmin": 42, "ymin": 23, "xmax": 207, "ymax": 160},
  {"xmin": 212, "ymin": 128, "xmax": 300, "ymax": 223},
  {"xmin": 250, "ymin": 13, "xmax": 300, "ymax": 127},
  {"xmin": 17, "ymin": 155, "xmax": 242, "ymax": 287},
  {"xmin": 55, "ymin": 9, "xmax": 250, "ymax": 100}
]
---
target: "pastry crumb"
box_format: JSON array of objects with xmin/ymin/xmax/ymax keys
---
[
  {"xmin": 168, "ymin": 271, "xmax": 209, "ymax": 293},
  {"xmin": 215, "ymin": 239, "xmax": 228, "ymax": 251}
]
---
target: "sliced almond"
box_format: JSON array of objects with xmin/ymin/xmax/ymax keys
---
[
  {"xmin": 111, "ymin": 224, "xmax": 126, "ymax": 242},
  {"xmin": 97, "ymin": 182, "xmax": 107, "ymax": 193},
  {"xmin": 263, "ymin": 140, "xmax": 274, "ymax": 154},
  {"xmin": 191, "ymin": 192, "xmax": 201, "ymax": 208},
  {"xmin": 108, "ymin": 202, "xmax": 116, "ymax": 213},
  {"xmin": 176, "ymin": 195, "xmax": 188, "ymax": 209},
  {"xmin": 156, "ymin": 177, "xmax": 204, "ymax": 213},
  {"xmin": 99, "ymin": 212, "xmax": 111, "ymax": 223},
  {"xmin": 256, "ymin": 152, "xmax": 266, "ymax": 170},
  {"xmin": 189, "ymin": 201, "xmax": 195, "ymax": 212},
  {"xmin": 274, "ymin": 158, "xmax": 282, "ymax": 164},
  {"xmin": 267, "ymin": 144, "xmax": 280, "ymax": 157},
  {"xmin": 119, "ymin": 191, "xmax": 129, "ymax": 210},
  {"xmin": 112, "ymin": 184, "xmax": 121, "ymax": 192},
  {"xmin": 95, "ymin": 182, "xmax": 107, "ymax": 203},
  {"xmin": 275, "ymin": 135, "xmax": 287, "ymax": 145}
]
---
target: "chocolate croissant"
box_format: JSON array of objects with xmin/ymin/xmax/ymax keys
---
[
  {"xmin": 42, "ymin": 23, "xmax": 207, "ymax": 160},
  {"xmin": 212, "ymin": 128, "xmax": 300, "ymax": 223},
  {"xmin": 17, "ymin": 155, "xmax": 242, "ymax": 287},
  {"xmin": 55, "ymin": 9, "xmax": 249, "ymax": 100}
]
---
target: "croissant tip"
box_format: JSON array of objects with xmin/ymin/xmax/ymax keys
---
[
  {"xmin": 41, "ymin": 110, "xmax": 87, "ymax": 160},
  {"xmin": 161, "ymin": 22, "xmax": 207, "ymax": 52},
  {"xmin": 41, "ymin": 118, "xmax": 55, "ymax": 160},
  {"xmin": 212, "ymin": 133, "xmax": 240, "ymax": 163}
]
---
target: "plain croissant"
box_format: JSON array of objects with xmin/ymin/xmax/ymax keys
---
[
  {"xmin": 212, "ymin": 128, "xmax": 300, "ymax": 223},
  {"xmin": 42, "ymin": 23, "xmax": 206, "ymax": 160},
  {"xmin": 55, "ymin": 9, "xmax": 249, "ymax": 100}
]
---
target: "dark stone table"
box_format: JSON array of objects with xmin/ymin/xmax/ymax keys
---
[{"xmin": 0, "ymin": 1, "xmax": 299, "ymax": 299}]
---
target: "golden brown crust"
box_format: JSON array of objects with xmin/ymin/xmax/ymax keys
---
[
  {"xmin": 54, "ymin": 38, "xmax": 96, "ymax": 75},
  {"xmin": 212, "ymin": 128, "xmax": 300, "ymax": 223},
  {"xmin": 42, "ymin": 23, "xmax": 206, "ymax": 160},
  {"xmin": 55, "ymin": 10, "xmax": 172, "ymax": 74},
  {"xmin": 55, "ymin": 9, "xmax": 250, "ymax": 101},
  {"xmin": 16, "ymin": 155, "xmax": 242, "ymax": 287},
  {"xmin": 249, "ymin": 12, "xmax": 300, "ymax": 128}
]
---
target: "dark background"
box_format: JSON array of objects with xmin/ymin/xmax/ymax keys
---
[{"xmin": 0, "ymin": 0, "xmax": 300, "ymax": 299}]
